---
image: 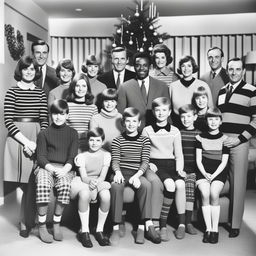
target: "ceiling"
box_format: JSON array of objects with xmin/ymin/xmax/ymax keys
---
[{"xmin": 32, "ymin": 0, "xmax": 256, "ymax": 18}]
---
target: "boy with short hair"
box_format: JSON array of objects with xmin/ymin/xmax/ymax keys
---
[
  {"xmin": 142, "ymin": 97, "xmax": 186, "ymax": 241},
  {"xmin": 35, "ymin": 99, "xmax": 78, "ymax": 243},
  {"xmin": 110, "ymin": 107, "xmax": 160, "ymax": 245},
  {"xmin": 179, "ymin": 104, "xmax": 200, "ymax": 235}
]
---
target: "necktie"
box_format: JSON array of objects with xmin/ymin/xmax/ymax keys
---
[
  {"xmin": 36, "ymin": 66, "xmax": 43, "ymax": 88},
  {"xmin": 141, "ymin": 80, "xmax": 147, "ymax": 103},
  {"xmin": 212, "ymin": 72, "xmax": 216, "ymax": 79},
  {"xmin": 225, "ymin": 84, "xmax": 233, "ymax": 103},
  {"xmin": 116, "ymin": 73, "xmax": 120, "ymax": 89}
]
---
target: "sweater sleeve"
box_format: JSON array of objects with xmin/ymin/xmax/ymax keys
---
[
  {"xmin": 139, "ymin": 137, "xmax": 151, "ymax": 173},
  {"xmin": 173, "ymin": 131, "xmax": 184, "ymax": 172},
  {"xmin": 39, "ymin": 90, "xmax": 49, "ymax": 130},
  {"xmin": 103, "ymin": 151, "xmax": 111, "ymax": 167},
  {"xmin": 111, "ymin": 137, "xmax": 122, "ymax": 173},
  {"xmin": 66, "ymin": 129, "xmax": 79, "ymax": 166},
  {"xmin": 36, "ymin": 131, "xmax": 50, "ymax": 168}
]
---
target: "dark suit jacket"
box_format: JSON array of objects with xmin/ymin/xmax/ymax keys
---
[
  {"xmin": 97, "ymin": 68, "xmax": 136, "ymax": 89},
  {"xmin": 35, "ymin": 65, "xmax": 59, "ymax": 98},
  {"xmin": 117, "ymin": 77, "xmax": 170, "ymax": 129},
  {"xmin": 200, "ymin": 67, "xmax": 229, "ymax": 106}
]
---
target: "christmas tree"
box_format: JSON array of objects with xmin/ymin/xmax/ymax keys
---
[{"xmin": 112, "ymin": 0, "xmax": 170, "ymax": 59}]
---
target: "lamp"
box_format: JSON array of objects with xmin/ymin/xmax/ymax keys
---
[{"xmin": 245, "ymin": 51, "xmax": 256, "ymax": 85}]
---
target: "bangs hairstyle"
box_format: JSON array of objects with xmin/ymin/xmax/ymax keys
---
[
  {"xmin": 66, "ymin": 73, "xmax": 94, "ymax": 105},
  {"xmin": 177, "ymin": 55, "xmax": 199, "ymax": 74},
  {"xmin": 152, "ymin": 44, "xmax": 173, "ymax": 66},
  {"xmin": 205, "ymin": 107, "xmax": 222, "ymax": 119},
  {"xmin": 191, "ymin": 86, "xmax": 209, "ymax": 108},
  {"xmin": 122, "ymin": 107, "xmax": 141, "ymax": 121},
  {"xmin": 179, "ymin": 104, "xmax": 197, "ymax": 115},
  {"xmin": 152, "ymin": 97, "xmax": 171, "ymax": 110},
  {"xmin": 50, "ymin": 99, "xmax": 69, "ymax": 114},
  {"xmin": 56, "ymin": 59, "xmax": 76, "ymax": 79},
  {"xmin": 101, "ymin": 88, "xmax": 118, "ymax": 101},
  {"xmin": 14, "ymin": 55, "xmax": 41, "ymax": 81},
  {"xmin": 81, "ymin": 55, "xmax": 103, "ymax": 75},
  {"xmin": 87, "ymin": 127, "xmax": 105, "ymax": 141}
]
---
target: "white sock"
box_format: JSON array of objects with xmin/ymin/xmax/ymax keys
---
[
  {"xmin": 145, "ymin": 220, "xmax": 153, "ymax": 231},
  {"xmin": 113, "ymin": 224, "xmax": 119, "ymax": 231},
  {"xmin": 38, "ymin": 214, "xmax": 47, "ymax": 224},
  {"xmin": 138, "ymin": 225, "xmax": 145, "ymax": 231},
  {"xmin": 78, "ymin": 208, "xmax": 90, "ymax": 233},
  {"xmin": 202, "ymin": 205, "xmax": 212, "ymax": 232},
  {"xmin": 211, "ymin": 205, "xmax": 220, "ymax": 232},
  {"xmin": 96, "ymin": 208, "xmax": 109, "ymax": 232},
  {"xmin": 53, "ymin": 214, "xmax": 62, "ymax": 223}
]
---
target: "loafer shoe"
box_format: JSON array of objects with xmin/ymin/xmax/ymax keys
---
[
  {"xmin": 80, "ymin": 232, "xmax": 93, "ymax": 248},
  {"xmin": 145, "ymin": 225, "xmax": 161, "ymax": 244}
]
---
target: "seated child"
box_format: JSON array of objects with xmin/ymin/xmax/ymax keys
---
[
  {"xmin": 70, "ymin": 127, "xmax": 111, "ymax": 248},
  {"xmin": 196, "ymin": 107, "xmax": 229, "ymax": 244},
  {"xmin": 192, "ymin": 86, "xmax": 210, "ymax": 132},
  {"xmin": 179, "ymin": 104, "xmax": 201, "ymax": 235},
  {"xmin": 110, "ymin": 107, "xmax": 161, "ymax": 245},
  {"xmin": 142, "ymin": 97, "xmax": 186, "ymax": 241},
  {"xmin": 35, "ymin": 99, "xmax": 78, "ymax": 243}
]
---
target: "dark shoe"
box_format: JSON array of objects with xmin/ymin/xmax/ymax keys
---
[
  {"xmin": 145, "ymin": 225, "xmax": 161, "ymax": 244},
  {"xmin": 229, "ymin": 228, "xmax": 240, "ymax": 238},
  {"xmin": 95, "ymin": 231, "xmax": 110, "ymax": 246},
  {"xmin": 19, "ymin": 223, "xmax": 30, "ymax": 238},
  {"xmin": 209, "ymin": 232, "xmax": 219, "ymax": 244},
  {"xmin": 202, "ymin": 231, "xmax": 211, "ymax": 243},
  {"xmin": 80, "ymin": 232, "xmax": 93, "ymax": 248}
]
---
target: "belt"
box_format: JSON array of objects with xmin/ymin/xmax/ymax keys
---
[{"xmin": 13, "ymin": 117, "xmax": 40, "ymax": 122}]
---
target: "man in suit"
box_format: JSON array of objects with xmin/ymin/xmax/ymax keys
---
[
  {"xmin": 97, "ymin": 47, "xmax": 136, "ymax": 89},
  {"xmin": 201, "ymin": 47, "xmax": 229, "ymax": 105},
  {"xmin": 32, "ymin": 40, "xmax": 59, "ymax": 97},
  {"xmin": 217, "ymin": 58, "xmax": 256, "ymax": 238},
  {"xmin": 117, "ymin": 52, "xmax": 170, "ymax": 130}
]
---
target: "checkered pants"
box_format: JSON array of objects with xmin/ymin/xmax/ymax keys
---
[
  {"xmin": 185, "ymin": 173, "xmax": 196, "ymax": 203},
  {"xmin": 35, "ymin": 165, "xmax": 75, "ymax": 205}
]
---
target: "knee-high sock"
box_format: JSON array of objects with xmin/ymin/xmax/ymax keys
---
[
  {"xmin": 160, "ymin": 191, "xmax": 174, "ymax": 228},
  {"xmin": 211, "ymin": 205, "xmax": 220, "ymax": 232},
  {"xmin": 79, "ymin": 208, "xmax": 90, "ymax": 233},
  {"xmin": 202, "ymin": 205, "xmax": 211, "ymax": 232},
  {"xmin": 96, "ymin": 208, "xmax": 109, "ymax": 232}
]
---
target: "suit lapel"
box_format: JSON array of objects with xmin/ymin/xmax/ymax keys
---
[{"xmin": 147, "ymin": 77, "xmax": 157, "ymax": 107}]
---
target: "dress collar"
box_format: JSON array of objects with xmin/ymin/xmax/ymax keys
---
[
  {"xmin": 17, "ymin": 81, "xmax": 36, "ymax": 90},
  {"xmin": 152, "ymin": 122, "xmax": 171, "ymax": 133}
]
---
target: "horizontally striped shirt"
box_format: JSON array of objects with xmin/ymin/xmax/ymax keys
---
[
  {"xmin": 217, "ymin": 80, "xmax": 256, "ymax": 143},
  {"xmin": 4, "ymin": 85, "xmax": 48, "ymax": 136},
  {"xmin": 111, "ymin": 132, "xmax": 150, "ymax": 174},
  {"xmin": 67, "ymin": 101, "xmax": 98, "ymax": 134},
  {"xmin": 180, "ymin": 129, "xmax": 201, "ymax": 173},
  {"xmin": 195, "ymin": 132, "xmax": 229, "ymax": 161},
  {"xmin": 149, "ymin": 67, "xmax": 179, "ymax": 87}
]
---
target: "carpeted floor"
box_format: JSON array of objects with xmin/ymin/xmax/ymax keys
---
[{"xmin": 0, "ymin": 190, "xmax": 256, "ymax": 256}]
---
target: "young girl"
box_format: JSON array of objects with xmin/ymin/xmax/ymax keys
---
[
  {"xmin": 195, "ymin": 108, "xmax": 229, "ymax": 244},
  {"xmin": 90, "ymin": 88, "xmax": 123, "ymax": 152},
  {"xmin": 70, "ymin": 127, "xmax": 111, "ymax": 248},
  {"xmin": 66, "ymin": 73, "xmax": 98, "ymax": 152},
  {"xmin": 192, "ymin": 86, "xmax": 209, "ymax": 132}
]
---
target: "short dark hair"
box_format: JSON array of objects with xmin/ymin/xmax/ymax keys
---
[
  {"xmin": 101, "ymin": 88, "xmax": 118, "ymax": 101},
  {"xmin": 205, "ymin": 107, "xmax": 222, "ymax": 119},
  {"xmin": 87, "ymin": 127, "xmax": 105, "ymax": 141},
  {"xmin": 31, "ymin": 40, "xmax": 49, "ymax": 53},
  {"xmin": 133, "ymin": 52, "xmax": 152, "ymax": 66},
  {"xmin": 14, "ymin": 55, "xmax": 41, "ymax": 81},
  {"xmin": 152, "ymin": 97, "xmax": 171, "ymax": 110},
  {"xmin": 122, "ymin": 107, "xmax": 141, "ymax": 122},
  {"xmin": 56, "ymin": 59, "xmax": 76, "ymax": 79},
  {"xmin": 207, "ymin": 46, "xmax": 224, "ymax": 58},
  {"xmin": 178, "ymin": 104, "xmax": 197, "ymax": 115},
  {"xmin": 50, "ymin": 99, "xmax": 69, "ymax": 114},
  {"xmin": 81, "ymin": 55, "xmax": 103, "ymax": 75},
  {"xmin": 152, "ymin": 44, "xmax": 173, "ymax": 66},
  {"xmin": 226, "ymin": 57, "xmax": 245, "ymax": 70},
  {"xmin": 177, "ymin": 55, "xmax": 199, "ymax": 74},
  {"xmin": 66, "ymin": 73, "xmax": 94, "ymax": 105}
]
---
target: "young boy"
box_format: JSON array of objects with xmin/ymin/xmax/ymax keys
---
[
  {"xmin": 35, "ymin": 99, "xmax": 78, "ymax": 243},
  {"xmin": 110, "ymin": 107, "xmax": 161, "ymax": 245},
  {"xmin": 142, "ymin": 97, "xmax": 186, "ymax": 241},
  {"xmin": 71, "ymin": 127, "xmax": 111, "ymax": 248},
  {"xmin": 179, "ymin": 104, "xmax": 201, "ymax": 235}
]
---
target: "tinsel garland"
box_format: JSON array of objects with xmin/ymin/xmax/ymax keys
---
[{"xmin": 5, "ymin": 24, "xmax": 25, "ymax": 61}]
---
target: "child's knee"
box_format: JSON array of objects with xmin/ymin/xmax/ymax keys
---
[{"xmin": 164, "ymin": 178, "xmax": 175, "ymax": 192}]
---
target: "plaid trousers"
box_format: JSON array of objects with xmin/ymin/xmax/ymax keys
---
[
  {"xmin": 35, "ymin": 164, "xmax": 75, "ymax": 205},
  {"xmin": 185, "ymin": 173, "xmax": 196, "ymax": 203}
]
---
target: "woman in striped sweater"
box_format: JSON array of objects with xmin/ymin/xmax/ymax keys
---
[
  {"xmin": 4, "ymin": 55, "xmax": 48, "ymax": 237},
  {"xmin": 66, "ymin": 73, "xmax": 98, "ymax": 152}
]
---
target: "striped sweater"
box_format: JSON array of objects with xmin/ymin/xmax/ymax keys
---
[
  {"xmin": 4, "ymin": 85, "xmax": 48, "ymax": 136},
  {"xmin": 149, "ymin": 67, "xmax": 179, "ymax": 87},
  {"xmin": 217, "ymin": 80, "xmax": 256, "ymax": 143},
  {"xmin": 111, "ymin": 132, "xmax": 150, "ymax": 174}
]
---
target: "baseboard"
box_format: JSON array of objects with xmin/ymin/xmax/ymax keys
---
[{"xmin": 0, "ymin": 196, "xmax": 4, "ymax": 206}]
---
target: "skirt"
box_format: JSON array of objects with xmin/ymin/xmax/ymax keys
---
[{"xmin": 4, "ymin": 121, "xmax": 40, "ymax": 183}]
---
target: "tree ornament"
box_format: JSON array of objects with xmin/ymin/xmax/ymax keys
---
[
  {"xmin": 116, "ymin": 28, "xmax": 122, "ymax": 34},
  {"xmin": 134, "ymin": 5, "xmax": 140, "ymax": 17},
  {"xmin": 159, "ymin": 37, "xmax": 163, "ymax": 43},
  {"xmin": 139, "ymin": 47, "xmax": 144, "ymax": 52},
  {"xmin": 143, "ymin": 33, "xmax": 147, "ymax": 42},
  {"xmin": 149, "ymin": 25, "xmax": 154, "ymax": 30},
  {"xmin": 153, "ymin": 31, "xmax": 158, "ymax": 36}
]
